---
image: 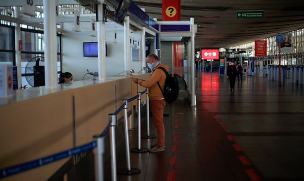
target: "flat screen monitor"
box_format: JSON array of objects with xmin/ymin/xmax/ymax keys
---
[
  {"xmin": 114, "ymin": 0, "xmax": 131, "ymax": 23},
  {"xmin": 83, "ymin": 42, "xmax": 107, "ymax": 57}
]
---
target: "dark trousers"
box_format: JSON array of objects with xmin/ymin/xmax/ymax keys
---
[
  {"xmin": 237, "ymin": 71, "xmax": 242, "ymax": 81},
  {"xmin": 229, "ymin": 76, "xmax": 235, "ymax": 89}
]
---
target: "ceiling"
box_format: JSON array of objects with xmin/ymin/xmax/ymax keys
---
[{"xmin": 131, "ymin": 0, "xmax": 304, "ymax": 49}]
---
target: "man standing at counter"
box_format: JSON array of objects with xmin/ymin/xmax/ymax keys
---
[{"xmin": 132, "ymin": 54, "xmax": 168, "ymax": 152}]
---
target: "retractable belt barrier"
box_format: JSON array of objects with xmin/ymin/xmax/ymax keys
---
[
  {"xmin": 0, "ymin": 88, "xmax": 148, "ymax": 181},
  {"xmin": 0, "ymin": 139, "xmax": 97, "ymax": 179}
]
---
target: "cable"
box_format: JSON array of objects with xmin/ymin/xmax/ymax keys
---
[{"xmin": 82, "ymin": 73, "xmax": 89, "ymax": 80}]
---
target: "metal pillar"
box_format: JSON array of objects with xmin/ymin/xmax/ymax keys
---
[
  {"xmin": 43, "ymin": 0, "xmax": 58, "ymax": 89},
  {"xmin": 97, "ymin": 4, "xmax": 106, "ymax": 81}
]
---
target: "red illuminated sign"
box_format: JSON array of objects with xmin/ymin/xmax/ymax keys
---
[
  {"xmin": 201, "ymin": 49, "xmax": 219, "ymax": 59},
  {"xmin": 255, "ymin": 40, "xmax": 267, "ymax": 56}
]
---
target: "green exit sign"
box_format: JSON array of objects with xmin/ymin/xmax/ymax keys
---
[{"xmin": 237, "ymin": 11, "xmax": 264, "ymax": 18}]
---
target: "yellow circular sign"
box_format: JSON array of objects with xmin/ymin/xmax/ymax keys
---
[{"xmin": 166, "ymin": 6, "xmax": 177, "ymax": 17}]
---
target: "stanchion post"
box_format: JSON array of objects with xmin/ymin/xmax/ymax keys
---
[
  {"xmin": 130, "ymin": 93, "xmax": 149, "ymax": 153},
  {"xmin": 142, "ymin": 89, "xmax": 156, "ymax": 139},
  {"xmin": 93, "ymin": 136, "xmax": 105, "ymax": 181},
  {"xmin": 117, "ymin": 100, "xmax": 141, "ymax": 175},
  {"xmin": 109, "ymin": 114, "xmax": 117, "ymax": 181},
  {"xmin": 145, "ymin": 91, "xmax": 149, "ymax": 136},
  {"xmin": 124, "ymin": 100, "xmax": 131, "ymax": 169},
  {"xmin": 138, "ymin": 93, "xmax": 141, "ymax": 149}
]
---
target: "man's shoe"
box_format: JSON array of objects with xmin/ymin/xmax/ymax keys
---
[
  {"xmin": 149, "ymin": 146, "xmax": 165, "ymax": 152},
  {"xmin": 150, "ymin": 143, "xmax": 157, "ymax": 148}
]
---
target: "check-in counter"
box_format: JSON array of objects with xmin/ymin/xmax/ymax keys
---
[{"xmin": 0, "ymin": 75, "xmax": 145, "ymax": 181}]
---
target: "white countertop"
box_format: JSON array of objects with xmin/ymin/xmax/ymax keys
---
[{"xmin": 0, "ymin": 76, "xmax": 131, "ymax": 107}]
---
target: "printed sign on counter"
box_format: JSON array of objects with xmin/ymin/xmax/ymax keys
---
[{"xmin": 0, "ymin": 62, "xmax": 13, "ymax": 97}]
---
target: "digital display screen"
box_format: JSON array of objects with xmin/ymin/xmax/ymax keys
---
[
  {"xmin": 114, "ymin": 0, "xmax": 131, "ymax": 23},
  {"xmin": 83, "ymin": 42, "xmax": 107, "ymax": 57}
]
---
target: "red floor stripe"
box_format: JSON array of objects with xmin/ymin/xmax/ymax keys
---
[
  {"xmin": 171, "ymin": 145, "xmax": 179, "ymax": 152},
  {"xmin": 212, "ymin": 114, "xmax": 217, "ymax": 117},
  {"xmin": 174, "ymin": 119, "xmax": 179, "ymax": 123},
  {"xmin": 233, "ymin": 144, "xmax": 244, "ymax": 152},
  {"xmin": 221, "ymin": 124, "xmax": 227, "ymax": 129},
  {"xmin": 172, "ymin": 135, "xmax": 179, "ymax": 142},
  {"xmin": 174, "ymin": 124, "xmax": 179, "ymax": 129},
  {"xmin": 245, "ymin": 169, "xmax": 261, "ymax": 181},
  {"xmin": 169, "ymin": 156, "xmax": 178, "ymax": 166},
  {"xmin": 174, "ymin": 115, "xmax": 179, "ymax": 119},
  {"xmin": 216, "ymin": 118, "xmax": 221, "ymax": 122},
  {"xmin": 167, "ymin": 170, "xmax": 176, "ymax": 181},
  {"xmin": 227, "ymin": 135, "xmax": 235, "ymax": 141},
  {"xmin": 238, "ymin": 155, "xmax": 252, "ymax": 166}
]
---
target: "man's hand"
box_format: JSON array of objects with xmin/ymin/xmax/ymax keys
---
[{"xmin": 132, "ymin": 78, "xmax": 139, "ymax": 84}]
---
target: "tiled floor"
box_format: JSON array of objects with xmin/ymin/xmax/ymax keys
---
[{"xmin": 104, "ymin": 71, "xmax": 304, "ymax": 181}]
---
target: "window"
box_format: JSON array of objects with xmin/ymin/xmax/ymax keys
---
[
  {"xmin": 20, "ymin": 28, "xmax": 61, "ymax": 87},
  {"xmin": 0, "ymin": 25, "xmax": 14, "ymax": 63}
]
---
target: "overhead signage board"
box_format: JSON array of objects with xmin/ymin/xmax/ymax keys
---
[
  {"xmin": 201, "ymin": 49, "xmax": 219, "ymax": 59},
  {"xmin": 237, "ymin": 11, "xmax": 264, "ymax": 19},
  {"xmin": 162, "ymin": 0, "xmax": 181, "ymax": 21}
]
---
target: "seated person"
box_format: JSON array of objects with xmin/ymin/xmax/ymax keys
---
[{"xmin": 58, "ymin": 72, "xmax": 73, "ymax": 84}]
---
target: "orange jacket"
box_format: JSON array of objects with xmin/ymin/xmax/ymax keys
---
[{"xmin": 138, "ymin": 64, "xmax": 169, "ymax": 101}]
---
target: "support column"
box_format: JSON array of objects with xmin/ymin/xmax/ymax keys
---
[
  {"xmin": 14, "ymin": 7, "xmax": 21, "ymax": 88},
  {"xmin": 43, "ymin": 0, "xmax": 58, "ymax": 89},
  {"xmin": 97, "ymin": 4, "xmax": 106, "ymax": 81},
  {"xmin": 190, "ymin": 18, "xmax": 196, "ymax": 106},
  {"xmin": 124, "ymin": 16, "xmax": 130, "ymax": 76}
]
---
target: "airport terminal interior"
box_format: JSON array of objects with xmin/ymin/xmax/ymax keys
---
[{"xmin": 1, "ymin": 0, "xmax": 304, "ymax": 181}]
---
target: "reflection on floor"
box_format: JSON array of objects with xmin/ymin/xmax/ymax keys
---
[{"xmin": 104, "ymin": 71, "xmax": 304, "ymax": 181}]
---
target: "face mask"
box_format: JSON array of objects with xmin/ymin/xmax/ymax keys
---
[
  {"xmin": 66, "ymin": 80, "xmax": 73, "ymax": 84},
  {"xmin": 147, "ymin": 62, "xmax": 160, "ymax": 71}
]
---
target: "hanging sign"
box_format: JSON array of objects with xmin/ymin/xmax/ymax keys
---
[
  {"xmin": 20, "ymin": 0, "xmax": 35, "ymax": 17},
  {"xmin": 73, "ymin": 10, "xmax": 81, "ymax": 32},
  {"xmin": 90, "ymin": 18, "xmax": 96, "ymax": 37},
  {"xmin": 162, "ymin": 0, "xmax": 181, "ymax": 21}
]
